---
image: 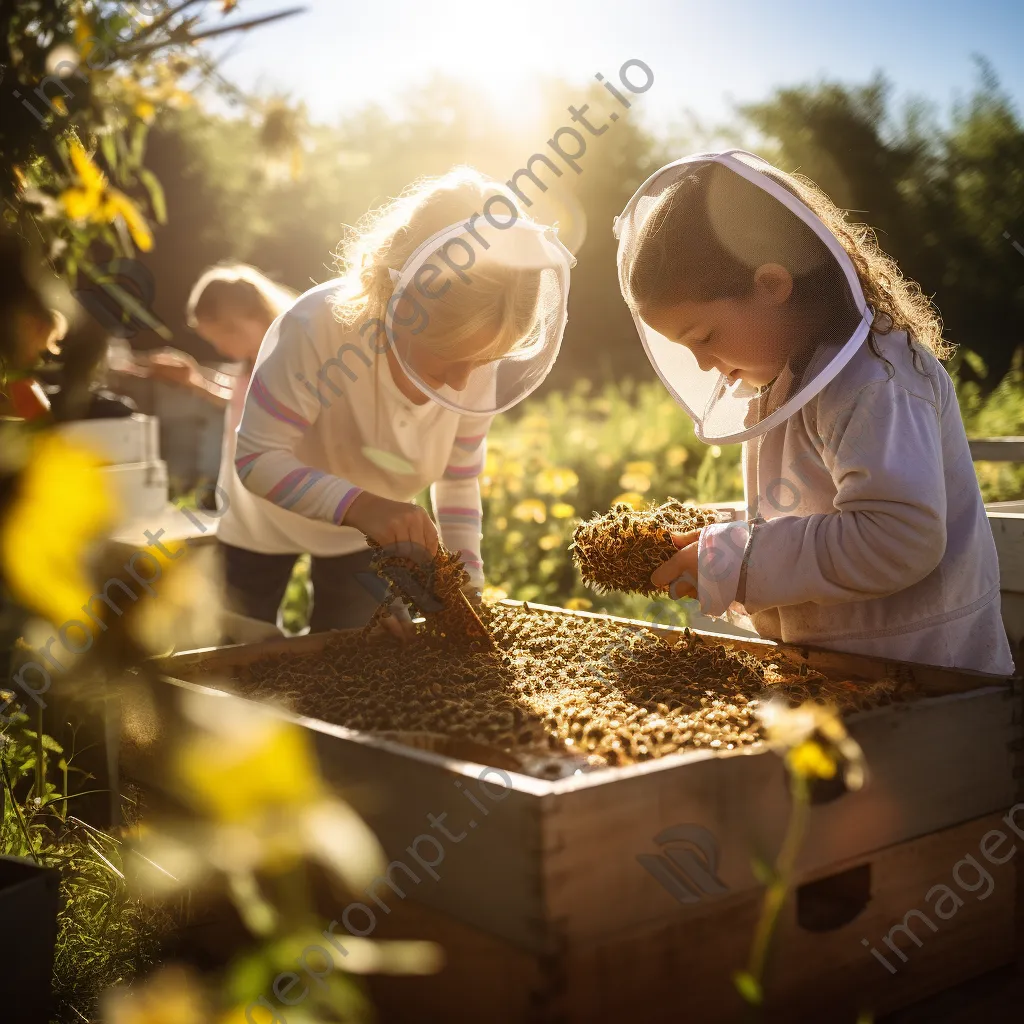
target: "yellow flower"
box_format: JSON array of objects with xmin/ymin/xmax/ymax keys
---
[
  {"xmin": 786, "ymin": 740, "xmax": 837, "ymax": 780},
  {"xmin": 512, "ymin": 498, "xmax": 546, "ymax": 523},
  {"xmin": 756, "ymin": 701, "xmax": 866, "ymax": 790},
  {"xmin": 551, "ymin": 502, "xmax": 575, "ymax": 519},
  {"xmin": 494, "ymin": 516, "xmax": 508, "ymax": 531},
  {"xmin": 60, "ymin": 140, "xmax": 153, "ymax": 251},
  {"xmin": 134, "ymin": 99, "xmax": 156, "ymax": 122},
  {"xmin": 625, "ymin": 460, "xmax": 655, "ymax": 476},
  {"xmin": 0, "ymin": 433, "xmax": 116, "ymax": 627},
  {"xmin": 595, "ymin": 453, "xmax": 614, "ymax": 470},
  {"xmin": 709, "ymin": 445, "xmax": 723, "ymax": 458},
  {"xmin": 105, "ymin": 967, "xmax": 207, "ymax": 1024},
  {"xmin": 565, "ymin": 597, "xmax": 592, "ymax": 611},
  {"xmin": 619, "ymin": 471, "xmax": 651, "ymax": 493},
  {"xmin": 666, "ymin": 445, "xmax": 690, "ymax": 467},
  {"xmin": 174, "ymin": 718, "xmax": 324, "ymax": 824},
  {"xmin": 482, "ymin": 584, "xmax": 508, "ymax": 604},
  {"xmin": 538, "ymin": 534, "xmax": 561, "ymax": 551},
  {"xmin": 611, "ymin": 491, "xmax": 646, "ymax": 510},
  {"xmin": 536, "ymin": 466, "xmax": 579, "ymax": 497}
]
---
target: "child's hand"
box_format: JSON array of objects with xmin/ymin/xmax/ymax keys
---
[
  {"xmin": 345, "ymin": 492, "xmax": 439, "ymax": 556},
  {"xmin": 650, "ymin": 529, "xmax": 703, "ymax": 600},
  {"xmin": 375, "ymin": 600, "xmax": 418, "ymax": 643}
]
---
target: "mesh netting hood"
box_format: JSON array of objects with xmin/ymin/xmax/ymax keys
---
[
  {"xmin": 384, "ymin": 209, "xmax": 575, "ymax": 416},
  {"xmin": 614, "ymin": 150, "xmax": 872, "ymax": 443}
]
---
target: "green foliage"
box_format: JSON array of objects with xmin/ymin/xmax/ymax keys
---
[
  {"xmin": 0, "ymin": 700, "xmax": 167, "ymax": 1023},
  {"xmin": 479, "ymin": 379, "xmax": 743, "ymax": 617}
]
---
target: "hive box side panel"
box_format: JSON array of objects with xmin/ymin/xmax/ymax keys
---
[
  {"xmin": 562, "ymin": 811, "xmax": 1017, "ymax": 1024},
  {"xmin": 127, "ymin": 675, "xmax": 550, "ymax": 952},
  {"xmin": 542, "ymin": 687, "xmax": 1017, "ymax": 942}
]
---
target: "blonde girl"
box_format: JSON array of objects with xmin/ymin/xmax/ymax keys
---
[
  {"xmin": 229, "ymin": 167, "xmax": 573, "ymax": 638},
  {"xmin": 615, "ymin": 150, "xmax": 1013, "ymax": 675}
]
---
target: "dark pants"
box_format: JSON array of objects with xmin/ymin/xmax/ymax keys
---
[{"xmin": 219, "ymin": 541, "xmax": 387, "ymax": 633}]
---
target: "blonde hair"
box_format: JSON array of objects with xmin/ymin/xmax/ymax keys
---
[
  {"xmin": 330, "ymin": 166, "xmax": 543, "ymax": 362},
  {"xmin": 186, "ymin": 263, "xmax": 297, "ymax": 329}
]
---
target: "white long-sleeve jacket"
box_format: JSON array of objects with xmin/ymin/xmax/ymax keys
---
[
  {"xmin": 220, "ymin": 279, "xmax": 489, "ymax": 586},
  {"xmin": 697, "ymin": 332, "xmax": 1015, "ymax": 676}
]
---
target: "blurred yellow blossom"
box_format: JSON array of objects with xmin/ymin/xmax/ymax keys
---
[
  {"xmin": 666, "ymin": 445, "xmax": 690, "ymax": 467},
  {"xmin": 512, "ymin": 499, "xmax": 546, "ymax": 523},
  {"xmin": 756, "ymin": 701, "xmax": 865, "ymax": 790},
  {"xmin": 619, "ymin": 471, "xmax": 651, "ymax": 493},
  {"xmin": 174, "ymin": 716, "xmax": 324, "ymax": 824},
  {"xmin": 495, "ymin": 516, "xmax": 508, "ymax": 531},
  {"xmin": 565, "ymin": 597, "xmax": 593, "ymax": 611},
  {"xmin": 787, "ymin": 740, "xmax": 837, "ymax": 781},
  {"xmin": 0, "ymin": 432, "xmax": 116, "ymax": 627},
  {"xmin": 551, "ymin": 502, "xmax": 575, "ymax": 519},
  {"xmin": 60, "ymin": 140, "xmax": 153, "ymax": 251},
  {"xmin": 611, "ymin": 491, "xmax": 646, "ymax": 510},
  {"xmin": 482, "ymin": 585, "xmax": 508, "ymax": 603},
  {"xmin": 536, "ymin": 466, "xmax": 578, "ymax": 496},
  {"xmin": 625, "ymin": 461, "xmax": 655, "ymax": 476},
  {"xmin": 538, "ymin": 534, "xmax": 561, "ymax": 551},
  {"xmin": 595, "ymin": 452, "xmax": 614, "ymax": 470},
  {"xmin": 709, "ymin": 445, "xmax": 723, "ymax": 458},
  {"xmin": 104, "ymin": 967, "xmax": 207, "ymax": 1024}
]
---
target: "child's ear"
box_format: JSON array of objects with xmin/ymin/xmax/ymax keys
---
[{"xmin": 753, "ymin": 263, "xmax": 793, "ymax": 306}]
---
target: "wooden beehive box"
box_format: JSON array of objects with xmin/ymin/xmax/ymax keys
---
[
  {"xmin": 987, "ymin": 499, "xmax": 1024, "ymax": 663},
  {"xmin": 128, "ymin": 604, "xmax": 1022, "ymax": 1023}
]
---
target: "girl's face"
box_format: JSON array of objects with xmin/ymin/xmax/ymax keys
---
[
  {"xmin": 639, "ymin": 264, "xmax": 795, "ymax": 388},
  {"xmin": 195, "ymin": 314, "xmax": 268, "ymax": 362},
  {"xmin": 389, "ymin": 324, "xmax": 499, "ymax": 404}
]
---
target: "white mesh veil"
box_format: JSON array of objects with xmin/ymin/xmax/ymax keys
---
[
  {"xmin": 614, "ymin": 150, "xmax": 872, "ymax": 443},
  {"xmin": 384, "ymin": 205, "xmax": 575, "ymax": 416}
]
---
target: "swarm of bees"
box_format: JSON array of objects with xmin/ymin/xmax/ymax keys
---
[
  {"xmin": 178, "ymin": 602, "xmax": 899, "ymax": 780},
  {"xmin": 571, "ymin": 499, "xmax": 720, "ymax": 596}
]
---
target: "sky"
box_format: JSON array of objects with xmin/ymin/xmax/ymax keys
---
[{"xmin": 207, "ymin": 0, "xmax": 1024, "ymax": 133}]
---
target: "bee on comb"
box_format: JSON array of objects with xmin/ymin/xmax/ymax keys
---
[{"xmin": 570, "ymin": 498, "xmax": 719, "ymax": 597}]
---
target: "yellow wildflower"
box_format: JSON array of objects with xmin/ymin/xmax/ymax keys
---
[
  {"xmin": 174, "ymin": 718, "xmax": 324, "ymax": 824},
  {"xmin": 666, "ymin": 445, "xmax": 690, "ymax": 467},
  {"xmin": 134, "ymin": 99, "xmax": 156, "ymax": 123},
  {"xmin": 624, "ymin": 460, "xmax": 655, "ymax": 476},
  {"xmin": 551, "ymin": 502, "xmax": 575, "ymax": 519},
  {"xmin": 709, "ymin": 445, "xmax": 723, "ymax": 458},
  {"xmin": 512, "ymin": 498, "xmax": 546, "ymax": 523},
  {"xmin": 786, "ymin": 740, "xmax": 837, "ymax": 781},
  {"xmin": 538, "ymin": 534, "xmax": 561, "ymax": 551},
  {"xmin": 494, "ymin": 516, "xmax": 508, "ymax": 531},
  {"xmin": 619, "ymin": 471, "xmax": 651, "ymax": 493},
  {"xmin": 481, "ymin": 585, "xmax": 508, "ymax": 604},
  {"xmin": 60, "ymin": 140, "xmax": 153, "ymax": 251},
  {"xmin": 0, "ymin": 433, "xmax": 115, "ymax": 627},
  {"xmin": 611, "ymin": 491, "xmax": 646, "ymax": 510},
  {"xmin": 565, "ymin": 597, "xmax": 592, "ymax": 611},
  {"xmin": 105, "ymin": 967, "xmax": 207, "ymax": 1024},
  {"xmin": 756, "ymin": 701, "xmax": 866, "ymax": 790},
  {"xmin": 536, "ymin": 466, "xmax": 578, "ymax": 496}
]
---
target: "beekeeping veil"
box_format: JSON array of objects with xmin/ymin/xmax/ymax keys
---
[
  {"xmin": 613, "ymin": 150, "xmax": 872, "ymax": 443},
  {"xmin": 384, "ymin": 200, "xmax": 575, "ymax": 416}
]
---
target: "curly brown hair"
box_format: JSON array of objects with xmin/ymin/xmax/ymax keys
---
[{"xmin": 622, "ymin": 157, "xmax": 952, "ymax": 365}]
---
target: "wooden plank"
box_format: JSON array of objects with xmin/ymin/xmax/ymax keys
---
[
  {"xmin": 988, "ymin": 512, "xmax": 1024, "ymax": 593},
  {"xmin": 540, "ymin": 686, "xmax": 1017, "ymax": 943},
  {"xmin": 357, "ymin": 813, "xmax": 1018, "ymax": 1024},
  {"xmin": 969, "ymin": 437, "xmax": 1024, "ymax": 462}
]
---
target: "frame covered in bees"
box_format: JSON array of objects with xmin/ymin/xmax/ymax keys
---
[{"xmin": 127, "ymin": 603, "xmax": 1020, "ymax": 1023}]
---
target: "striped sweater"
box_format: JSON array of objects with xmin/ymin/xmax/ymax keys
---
[{"xmin": 219, "ymin": 279, "xmax": 489, "ymax": 586}]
